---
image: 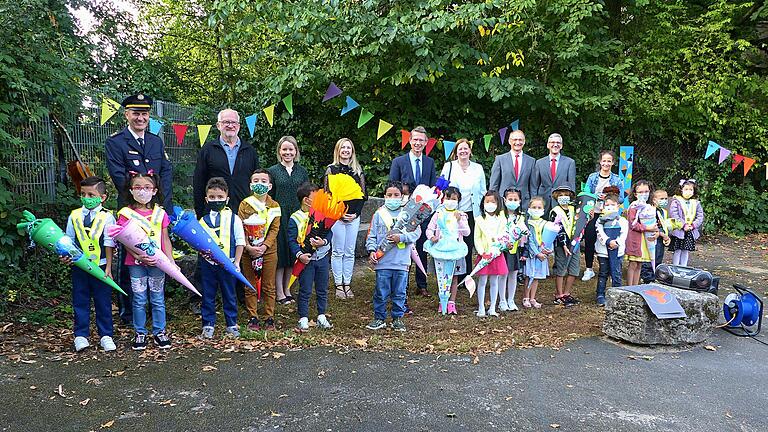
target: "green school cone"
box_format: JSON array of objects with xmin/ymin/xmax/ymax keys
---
[{"xmin": 17, "ymin": 211, "xmax": 126, "ymax": 295}]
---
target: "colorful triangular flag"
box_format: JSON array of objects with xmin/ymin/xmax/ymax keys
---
[
  {"xmin": 245, "ymin": 114, "xmax": 257, "ymax": 137},
  {"xmin": 443, "ymin": 140, "xmax": 457, "ymax": 160},
  {"xmin": 322, "ymin": 82, "xmax": 343, "ymax": 102},
  {"xmin": 357, "ymin": 108, "xmax": 374, "ymax": 128},
  {"xmin": 705, "ymin": 140, "xmax": 720, "ymax": 159},
  {"xmin": 197, "ymin": 125, "xmax": 212, "ymax": 147},
  {"xmin": 377, "ymin": 120, "xmax": 393, "ymax": 140},
  {"xmin": 425, "ymin": 138, "xmax": 437, "ymax": 156},
  {"xmin": 263, "ymin": 104, "xmax": 275, "ymax": 127},
  {"xmin": 718, "ymin": 147, "xmax": 731, "ymax": 164},
  {"xmin": 401, "ymin": 130, "xmax": 411, "ymax": 149},
  {"xmin": 510, "ymin": 119, "xmax": 519, "ymax": 131},
  {"xmin": 172, "ymin": 123, "xmax": 188, "ymax": 146},
  {"xmin": 100, "ymin": 98, "xmax": 120, "ymax": 125},
  {"xmin": 498, "ymin": 127, "xmax": 509, "ymax": 146},
  {"xmin": 340, "ymin": 97, "xmax": 359, "ymax": 116},
  {"xmin": 483, "ymin": 134, "xmax": 492, "ymax": 152},
  {"xmin": 149, "ymin": 118, "xmax": 164, "ymax": 135},
  {"xmin": 743, "ymin": 156, "xmax": 756, "ymax": 176},
  {"xmin": 282, "ymin": 94, "xmax": 293, "ymax": 116},
  {"xmin": 731, "ymin": 154, "xmax": 744, "ymax": 171}
]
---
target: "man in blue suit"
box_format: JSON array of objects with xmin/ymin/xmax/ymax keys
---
[
  {"xmin": 105, "ymin": 93, "xmax": 173, "ymax": 324},
  {"xmin": 389, "ymin": 126, "xmax": 435, "ymax": 296}
]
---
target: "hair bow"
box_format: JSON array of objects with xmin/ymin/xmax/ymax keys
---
[
  {"xmin": 147, "ymin": 169, "xmax": 155, "ymax": 175},
  {"xmin": 679, "ymin": 178, "xmax": 696, "ymax": 187},
  {"xmin": 128, "ymin": 170, "xmax": 139, "ymax": 177}
]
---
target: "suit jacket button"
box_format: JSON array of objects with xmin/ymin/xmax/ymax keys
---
[{"xmin": 145, "ymin": 159, "xmax": 150, "ymax": 163}]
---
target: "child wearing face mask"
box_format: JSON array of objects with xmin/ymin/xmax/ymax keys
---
[
  {"xmin": 500, "ymin": 188, "xmax": 527, "ymax": 311},
  {"xmin": 594, "ymin": 194, "xmax": 628, "ymax": 305},
  {"xmin": 523, "ymin": 196, "xmax": 551, "ymax": 308},
  {"xmin": 474, "ymin": 191, "xmax": 509, "ymax": 317},
  {"xmin": 117, "ymin": 172, "xmax": 174, "ymax": 351},
  {"xmin": 625, "ymin": 180, "xmax": 659, "ymax": 286},
  {"xmin": 550, "ymin": 186, "xmax": 581, "ymax": 307},
  {"xmin": 668, "ymin": 179, "xmax": 704, "ymax": 267},
  {"xmin": 197, "ymin": 177, "xmax": 245, "ymax": 339},
  {"xmin": 239, "ymin": 169, "xmax": 282, "ymax": 331},
  {"xmin": 641, "ymin": 189, "xmax": 672, "ymax": 282}
]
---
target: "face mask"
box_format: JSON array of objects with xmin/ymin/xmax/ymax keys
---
[
  {"xmin": 81, "ymin": 196, "xmax": 102, "ymax": 210},
  {"xmin": 657, "ymin": 199, "xmax": 668, "ymax": 208},
  {"xmin": 250, "ymin": 183, "xmax": 269, "ymax": 195},
  {"xmin": 484, "ymin": 203, "xmax": 497, "ymax": 214},
  {"xmin": 603, "ymin": 205, "xmax": 618, "ymax": 214},
  {"xmin": 207, "ymin": 200, "xmax": 227, "ymax": 212},
  {"xmin": 527, "ymin": 208, "xmax": 544, "ymax": 219},
  {"xmin": 557, "ymin": 196, "xmax": 571, "ymax": 206},
  {"xmin": 636, "ymin": 192, "xmax": 649, "ymax": 203},
  {"xmin": 131, "ymin": 189, "xmax": 154, "ymax": 205},
  {"xmin": 505, "ymin": 200, "xmax": 520, "ymax": 211},
  {"xmin": 443, "ymin": 200, "xmax": 458, "ymax": 211},
  {"xmin": 385, "ymin": 198, "xmax": 402, "ymax": 211},
  {"xmin": 682, "ymin": 191, "xmax": 693, "ymax": 199}
]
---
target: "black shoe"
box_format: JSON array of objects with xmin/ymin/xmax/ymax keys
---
[
  {"xmin": 154, "ymin": 332, "xmax": 171, "ymax": 349},
  {"xmin": 247, "ymin": 317, "xmax": 261, "ymax": 331},
  {"xmin": 285, "ymin": 295, "xmax": 295, "ymax": 304},
  {"xmin": 564, "ymin": 295, "xmax": 580, "ymax": 307},
  {"xmin": 132, "ymin": 333, "xmax": 147, "ymax": 351},
  {"xmin": 264, "ymin": 317, "xmax": 276, "ymax": 331}
]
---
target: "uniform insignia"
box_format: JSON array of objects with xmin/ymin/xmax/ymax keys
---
[
  {"xmin": 137, "ymin": 94, "xmax": 145, "ymax": 100},
  {"xmin": 128, "ymin": 150, "xmax": 139, "ymax": 155},
  {"xmin": 133, "ymin": 160, "xmax": 140, "ymax": 166}
]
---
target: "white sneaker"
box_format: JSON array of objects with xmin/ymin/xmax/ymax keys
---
[
  {"xmin": 99, "ymin": 336, "xmax": 116, "ymax": 352},
  {"xmin": 498, "ymin": 300, "xmax": 509, "ymax": 312},
  {"xmin": 508, "ymin": 302, "xmax": 519, "ymax": 311},
  {"xmin": 74, "ymin": 336, "xmax": 90, "ymax": 352},
  {"xmin": 488, "ymin": 309, "xmax": 499, "ymax": 317},
  {"xmin": 297, "ymin": 317, "xmax": 309, "ymax": 332},
  {"xmin": 581, "ymin": 268, "xmax": 596, "ymax": 281},
  {"xmin": 476, "ymin": 309, "xmax": 486, "ymax": 318},
  {"xmin": 200, "ymin": 326, "xmax": 214, "ymax": 339},
  {"xmin": 317, "ymin": 314, "xmax": 333, "ymax": 329}
]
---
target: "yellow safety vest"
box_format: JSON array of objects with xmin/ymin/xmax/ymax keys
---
[
  {"xmin": 118, "ymin": 205, "xmax": 164, "ymax": 247},
  {"xmin": 243, "ymin": 196, "xmax": 282, "ymax": 233},
  {"xmin": 508, "ymin": 214, "xmax": 526, "ymax": 254},
  {"xmin": 551, "ymin": 205, "xmax": 576, "ymax": 239},
  {"xmin": 674, "ymin": 196, "xmax": 698, "ymax": 225},
  {"xmin": 200, "ymin": 208, "xmax": 234, "ymax": 257},
  {"xmin": 657, "ymin": 208, "xmax": 670, "ymax": 236},
  {"xmin": 528, "ymin": 218, "xmax": 547, "ymax": 248},
  {"xmin": 290, "ymin": 209, "xmax": 310, "ymax": 245},
  {"xmin": 376, "ymin": 208, "xmax": 405, "ymax": 249},
  {"xmin": 70, "ymin": 208, "xmax": 112, "ymax": 264}
]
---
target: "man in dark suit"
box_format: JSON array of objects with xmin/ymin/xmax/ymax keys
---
[
  {"xmin": 105, "ymin": 93, "xmax": 173, "ymax": 324},
  {"xmin": 531, "ymin": 133, "xmax": 577, "ymax": 212},
  {"xmin": 489, "ymin": 129, "xmax": 536, "ymax": 209},
  {"xmin": 388, "ymin": 126, "xmax": 435, "ymax": 296}
]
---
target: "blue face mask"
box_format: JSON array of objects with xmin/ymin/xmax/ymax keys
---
[
  {"xmin": 385, "ymin": 198, "xmax": 401, "ymax": 211},
  {"xmin": 657, "ymin": 199, "xmax": 668, "ymax": 208},
  {"xmin": 505, "ymin": 200, "xmax": 520, "ymax": 211}
]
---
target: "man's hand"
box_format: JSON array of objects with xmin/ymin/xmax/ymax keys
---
[{"xmin": 298, "ymin": 253, "xmax": 311, "ymax": 265}]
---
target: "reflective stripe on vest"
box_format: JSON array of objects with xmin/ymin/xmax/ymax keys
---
[
  {"xmin": 658, "ymin": 208, "xmax": 670, "ymax": 236},
  {"xmin": 70, "ymin": 209, "xmax": 111, "ymax": 264},
  {"xmin": 200, "ymin": 208, "xmax": 235, "ymax": 258},
  {"xmin": 529, "ymin": 219, "xmax": 547, "ymax": 247},
  {"xmin": 118, "ymin": 205, "xmax": 164, "ymax": 246},
  {"xmin": 290, "ymin": 210, "xmax": 309, "ymax": 245},
  {"xmin": 243, "ymin": 196, "xmax": 281, "ymax": 233},
  {"xmin": 675, "ymin": 197, "xmax": 698, "ymax": 225},
  {"xmin": 376, "ymin": 208, "xmax": 405, "ymax": 249},
  {"xmin": 551, "ymin": 205, "xmax": 576, "ymax": 238}
]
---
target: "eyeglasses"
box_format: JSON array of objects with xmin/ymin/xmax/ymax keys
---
[
  {"xmin": 219, "ymin": 120, "xmax": 240, "ymax": 126},
  {"xmin": 131, "ymin": 186, "xmax": 155, "ymax": 191}
]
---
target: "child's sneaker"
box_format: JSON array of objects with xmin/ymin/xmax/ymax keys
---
[
  {"xmin": 391, "ymin": 318, "xmax": 406, "ymax": 332},
  {"xmin": 476, "ymin": 308, "xmax": 486, "ymax": 317},
  {"xmin": 366, "ymin": 319, "xmax": 386, "ymax": 330},
  {"xmin": 247, "ymin": 317, "xmax": 260, "ymax": 331},
  {"xmin": 488, "ymin": 309, "xmax": 499, "ymax": 317},
  {"xmin": 522, "ymin": 298, "xmax": 532, "ymax": 308},
  {"xmin": 132, "ymin": 333, "xmax": 147, "ymax": 351},
  {"xmin": 74, "ymin": 336, "xmax": 90, "ymax": 352},
  {"xmin": 154, "ymin": 332, "xmax": 171, "ymax": 349},
  {"xmin": 317, "ymin": 314, "xmax": 333, "ymax": 330},
  {"xmin": 565, "ymin": 294, "xmax": 581, "ymax": 305},
  {"xmin": 200, "ymin": 326, "xmax": 214, "ymax": 339},
  {"xmin": 508, "ymin": 302, "xmax": 519, "ymax": 311},
  {"xmin": 225, "ymin": 326, "xmax": 240, "ymax": 338},
  {"xmin": 264, "ymin": 317, "xmax": 276, "ymax": 331},
  {"xmin": 530, "ymin": 299, "xmax": 542, "ymax": 309},
  {"xmin": 498, "ymin": 300, "xmax": 509, "ymax": 312},
  {"xmin": 447, "ymin": 301, "xmax": 457, "ymax": 315},
  {"xmin": 581, "ymin": 268, "xmax": 595, "ymax": 281},
  {"xmin": 296, "ymin": 317, "xmax": 309, "ymax": 333},
  {"xmin": 99, "ymin": 336, "xmax": 116, "ymax": 352},
  {"xmin": 596, "ymin": 295, "xmax": 606, "ymax": 306},
  {"xmin": 553, "ymin": 296, "xmax": 565, "ymax": 305}
]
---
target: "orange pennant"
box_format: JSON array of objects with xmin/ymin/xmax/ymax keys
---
[
  {"xmin": 743, "ymin": 156, "xmax": 756, "ymax": 176},
  {"xmin": 400, "ymin": 130, "xmax": 410, "ymax": 150},
  {"xmin": 731, "ymin": 154, "xmax": 744, "ymax": 172}
]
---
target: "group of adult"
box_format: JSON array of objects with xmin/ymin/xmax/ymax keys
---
[{"xmin": 104, "ymin": 94, "xmax": 627, "ymax": 321}]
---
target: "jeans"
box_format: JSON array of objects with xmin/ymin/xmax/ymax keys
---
[
  {"xmin": 128, "ymin": 265, "xmax": 166, "ymax": 335},
  {"xmin": 297, "ymin": 255, "xmax": 330, "ymax": 319},
  {"xmin": 199, "ymin": 259, "xmax": 238, "ymax": 327},
  {"xmin": 597, "ymin": 256, "xmax": 622, "ymax": 297},
  {"xmin": 72, "ymin": 266, "xmax": 113, "ymax": 338},
  {"xmin": 373, "ymin": 269, "xmax": 408, "ymax": 320},
  {"xmin": 331, "ymin": 217, "xmax": 360, "ymax": 286}
]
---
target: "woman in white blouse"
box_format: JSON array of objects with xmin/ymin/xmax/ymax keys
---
[{"xmin": 440, "ymin": 138, "xmax": 487, "ymax": 273}]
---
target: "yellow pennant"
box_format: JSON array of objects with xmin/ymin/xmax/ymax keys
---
[
  {"xmin": 197, "ymin": 124, "xmax": 212, "ymax": 147},
  {"xmin": 100, "ymin": 98, "xmax": 120, "ymax": 125},
  {"xmin": 376, "ymin": 119, "xmax": 394, "ymax": 140},
  {"xmin": 263, "ymin": 104, "xmax": 275, "ymax": 127}
]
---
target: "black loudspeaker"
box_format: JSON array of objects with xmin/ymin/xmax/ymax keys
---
[{"xmin": 654, "ymin": 264, "xmax": 719, "ymax": 295}]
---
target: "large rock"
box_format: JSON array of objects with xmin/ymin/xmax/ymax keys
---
[{"xmin": 603, "ymin": 284, "xmax": 720, "ymax": 345}]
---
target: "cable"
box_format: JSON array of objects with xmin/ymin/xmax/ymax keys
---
[{"xmin": 749, "ymin": 335, "xmax": 768, "ymax": 347}]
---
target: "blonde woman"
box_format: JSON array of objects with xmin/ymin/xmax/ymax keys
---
[{"xmin": 323, "ymin": 138, "xmax": 367, "ymax": 299}]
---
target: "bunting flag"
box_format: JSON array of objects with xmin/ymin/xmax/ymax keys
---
[
  {"xmin": 245, "ymin": 114, "xmax": 257, "ymax": 138},
  {"xmin": 401, "ymin": 129, "xmax": 410, "ymax": 149},
  {"xmin": 443, "ymin": 140, "xmax": 457, "ymax": 160},
  {"xmin": 340, "ymin": 96, "xmax": 359, "ymax": 116},
  {"xmin": 377, "ymin": 120, "xmax": 393, "ymax": 140},
  {"xmin": 197, "ymin": 124, "xmax": 211, "ymax": 147},
  {"xmin": 510, "ymin": 119, "xmax": 519, "ymax": 131},
  {"xmin": 731, "ymin": 154, "xmax": 744, "ymax": 172},
  {"xmin": 322, "ymin": 82, "xmax": 343, "ymax": 102},
  {"xmin": 357, "ymin": 108, "xmax": 374, "ymax": 128},
  {"xmin": 498, "ymin": 127, "xmax": 508, "ymax": 146},
  {"xmin": 718, "ymin": 147, "xmax": 731, "ymax": 164},
  {"xmin": 149, "ymin": 118, "xmax": 164, "ymax": 135},
  {"xmin": 483, "ymin": 134, "xmax": 492, "ymax": 151},
  {"xmin": 619, "ymin": 146, "xmax": 634, "ymax": 209},
  {"xmin": 172, "ymin": 123, "xmax": 188, "ymax": 146},
  {"xmin": 100, "ymin": 98, "xmax": 121, "ymax": 125},
  {"xmin": 705, "ymin": 140, "xmax": 720, "ymax": 159},
  {"xmin": 743, "ymin": 156, "xmax": 756, "ymax": 176},
  {"xmin": 263, "ymin": 104, "xmax": 275, "ymax": 127},
  {"xmin": 282, "ymin": 94, "xmax": 294, "ymax": 116},
  {"xmin": 425, "ymin": 137, "xmax": 437, "ymax": 156}
]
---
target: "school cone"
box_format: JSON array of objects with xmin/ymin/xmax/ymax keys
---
[
  {"xmin": 107, "ymin": 218, "xmax": 201, "ymax": 297},
  {"xmin": 169, "ymin": 208, "xmax": 255, "ymax": 292},
  {"xmin": 16, "ymin": 210, "xmax": 125, "ymax": 295}
]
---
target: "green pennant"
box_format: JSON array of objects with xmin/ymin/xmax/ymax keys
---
[
  {"xmin": 357, "ymin": 108, "xmax": 374, "ymax": 128},
  {"xmin": 282, "ymin": 94, "xmax": 293, "ymax": 116},
  {"xmin": 483, "ymin": 134, "xmax": 492, "ymax": 151}
]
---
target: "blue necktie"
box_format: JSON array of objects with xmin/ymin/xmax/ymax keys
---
[
  {"xmin": 415, "ymin": 158, "xmax": 421, "ymax": 185},
  {"xmin": 84, "ymin": 211, "xmax": 93, "ymax": 228}
]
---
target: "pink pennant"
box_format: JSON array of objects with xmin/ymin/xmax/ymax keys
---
[
  {"xmin": 425, "ymin": 138, "xmax": 437, "ymax": 156},
  {"xmin": 731, "ymin": 154, "xmax": 744, "ymax": 172},
  {"xmin": 401, "ymin": 130, "xmax": 410, "ymax": 150},
  {"xmin": 172, "ymin": 124, "xmax": 188, "ymax": 146},
  {"xmin": 717, "ymin": 147, "xmax": 731, "ymax": 164},
  {"xmin": 742, "ymin": 156, "xmax": 756, "ymax": 176}
]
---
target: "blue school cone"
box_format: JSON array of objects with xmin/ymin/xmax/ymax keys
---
[{"xmin": 169, "ymin": 207, "xmax": 255, "ymax": 292}]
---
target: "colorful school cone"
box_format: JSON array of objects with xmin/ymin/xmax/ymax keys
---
[
  {"xmin": 541, "ymin": 221, "xmax": 561, "ymax": 251},
  {"xmin": 168, "ymin": 207, "xmax": 254, "ymax": 292},
  {"xmin": 16, "ymin": 211, "xmax": 125, "ymax": 295},
  {"xmin": 570, "ymin": 183, "xmax": 599, "ymax": 253},
  {"xmin": 459, "ymin": 224, "xmax": 527, "ymax": 296},
  {"xmin": 107, "ymin": 218, "xmax": 201, "ymax": 297},
  {"xmin": 434, "ymin": 258, "xmax": 455, "ymax": 315},
  {"xmin": 242, "ymin": 214, "xmax": 267, "ymax": 299},
  {"xmin": 637, "ymin": 204, "xmax": 658, "ymax": 268}
]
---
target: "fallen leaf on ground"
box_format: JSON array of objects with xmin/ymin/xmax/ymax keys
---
[
  {"xmin": 79, "ymin": 398, "xmax": 90, "ymax": 406},
  {"xmin": 101, "ymin": 420, "xmax": 115, "ymax": 428},
  {"xmin": 272, "ymin": 352, "xmax": 285, "ymax": 359},
  {"xmin": 354, "ymin": 339, "xmax": 367, "ymax": 347},
  {"xmin": 271, "ymin": 411, "xmax": 281, "ymax": 417},
  {"xmin": 201, "ymin": 365, "xmax": 217, "ymax": 371},
  {"xmin": 550, "ymin": 424, "xmax": 561, "ymax": 429},
  {"xmin": 704, "ymin": 345, "xmax": 717, "ymax": 351},
  {"xmin": 56, "ymin": 384, "xmax": 65, "ymax": 398}
]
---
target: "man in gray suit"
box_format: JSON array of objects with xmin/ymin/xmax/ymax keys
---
[
  {"xmin": 489, "ymin": 129, "xmax": 536, "ymax": 209},
  {"xmin": 531, "ymin": 133, "xmax": 577, "ymax": 211}
]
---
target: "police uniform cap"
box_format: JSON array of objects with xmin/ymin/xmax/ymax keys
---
[{"xmin": 121, "ymin": 93, "xmax": 153, "ymax": 111}]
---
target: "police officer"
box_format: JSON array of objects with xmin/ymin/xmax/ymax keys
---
[{"xmin": 105, "ymin": 93, "xmax": 173, "ymax": 324}]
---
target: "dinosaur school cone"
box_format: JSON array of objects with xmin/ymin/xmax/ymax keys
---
[
  {"xmin": 169, "ymin": 208, "xmax": 254, "ymax": 292},
  {"xmin": 107, "ymin": 218, "xmax": 201, "ymax": 297},
  {"xmin": 16, "ymin": 211, "xmax": 125, "ymax": 295}
]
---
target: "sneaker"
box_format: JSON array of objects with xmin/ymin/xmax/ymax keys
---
[
  {"xmin": 508, "ymin": 302, "xmax": 519, "ymax": 311},
  {"xmin": 530, "ymin": 299, "xmax": 542, "ymax": 309},
  {"xmin": 596, "ymin": 295, "xmax": 606, "ymax": 306},
  {"xmin": 154, "ymin": 332, "xmax": 171, "ymax": 349},
  {"xmin": 284, "ymin": 295, "xmax": 295, "ymax": 304},
  {"xmin": 392, "ymin": 318, "xmax": 406, "ymax": 332},
  {"xmin": 277, "ymin": 297, "xmax": 290, "ymax": 305},
  {"xmin": 200, "ymin": 326, "xmax": 214, "ymax": 339},
  {"xmin": 264, "ymin": 317, "xmax": 276, "ymax": 331},
  {"xmin": 317, "ymin": 314, "xmax": 333, "ymax": 330},
  {"xmin": 476, "ymin": 308, "xmax": 486, "ymax": 318},
  {"xmin": 499, "ymin": 300, "xmax": 509, "ymax": 312},
  {"xmin": 488, "ymin": 309, "xmax": 499, "ymax": 317},
  {"xmin": 74, "ymin": 336, "xmax": 90, "ymax": 352},
  {"xmin": 447, "ymin": 301, "xmax": 457, "ymax": 315},
  {"xmin": 366, "ymin": 319, "xmax": 387, "ymax": 330},
  {"xmin": 247, "ymin": 317, "xmax": 260, "ymax": 331},
  {"xmin": 132, "ymin": 333, "xmax": 147, "ymax": 351},
  {"xmin": 99, "ymin": 336, "xmax": 116, "ymax": 352},
  {"xmin": 225, "ymin": 326, "xmax": 240, "ymax": 338},
  {"xmin": 564, "ymin": 295, "xmax": 580, "ymax": 307},
  {"xmin": 581, "ymin": 268, "xmax": 596, "ymax": 281},
  {"xmin": 296, "ymin": 317, "xmax": 309, "ymax": 332},
  {"xmin": 335, "ymin": 286, "xmax": 347, "ymax": 299},
  {"xmin": 522, "ymin": 298, "xmax": 532, "ymax": 308},
  {"xmin": 553, "ymin": 296, "xmax": 565, "ymax": 305}
]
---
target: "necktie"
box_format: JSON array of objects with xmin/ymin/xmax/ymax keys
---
[
  {"xmin": 84, "ymin": 211, "xmax": 93, "ymax": 228},
  {"xmin": 514, "ymin": 154, "xmax": 520, "ymax": 181},
  {"xmin": 415, "ymin": 158, "xmax": 421, "ymax": 185},
  {"xmin": 137, "ymin": 137, "xmax": 144, "ymax": 147},
  {"xmin": 550, "ymin": 158, "xmax": 556, "ymax": 182}
]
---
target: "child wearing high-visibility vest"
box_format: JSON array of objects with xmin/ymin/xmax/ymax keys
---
[
  {"xmin": 239, "ymin": 169, "xmax": 281, "ymax": 331},
  {"xmin": 63, "ymin": 176, "xmax": 117, "ymax": 353},
  {"xmin": 117, "ymin": 172, "xmax": 173, "ymax": 351},
  {"xmin": 668, "ymin": 179, "xmax": 704, "ymax": 267},
  {"xmin": 523, "ymin": 196, "xmax": 552, "ymax": 309},
  {"xmin": 641, "ymin": 189, "xmax": 672, "ymax": 282},
  {"xmin": 549, "ymin": 185, "xmax": 581, "ymax": 307},
  {"xmin": 199, "ymin": 177, "xmax": 245, "ymax": 339}
]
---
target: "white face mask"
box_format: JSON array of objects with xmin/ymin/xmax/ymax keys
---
[
  {"xmin": 557, "ymin": 196, "xmax": 571, "ymax": 206},
  {"xmin": 484, "ymin": 203, "xmax": 497, "ymax": 214},
  {"xmin": 603, "ymin": 205, "xmax": 618, "ymax": 214},
  {"xmin": 443, "ymin": 200, "xmax": 458, "ymax": 211},
  {"xmin": 636, "ymin": 192, "xmax": 649, "ymax": 203},
  {"xmin": 131, "ymin": 189, "xmax": 154, "ymax": 205},
  {"xmin": 527, "ymin": 208, "xmax": 544, "ymax": 219},
  {"xmin": 682, "ymin": 191, "xmax": 693, "ymax": 199}
]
